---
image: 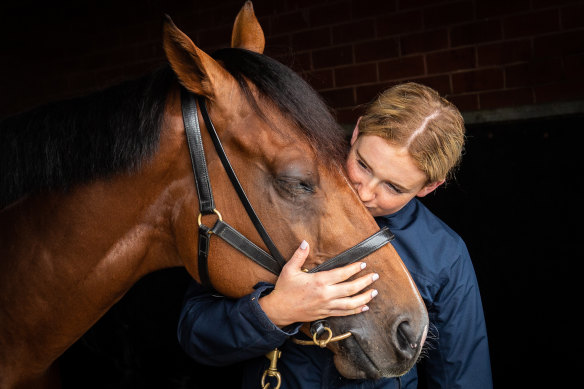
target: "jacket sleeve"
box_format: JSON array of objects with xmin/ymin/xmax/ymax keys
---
[
  {"xmin": 177, "ymin": 281, "xmax": 301, "ymax": 366},
  {"xmin": 420, "ymin": 242, "xmax": 493, "ymax": 389}
]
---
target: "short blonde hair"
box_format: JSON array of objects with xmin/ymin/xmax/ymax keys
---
[{"xmin": 358, "ymin": 82, "xmax": 465, "ymax": 184}]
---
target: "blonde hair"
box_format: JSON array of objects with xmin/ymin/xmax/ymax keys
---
[{"xmin": 358, "ymin": 82, "xmax": 465, "ymax": 184}]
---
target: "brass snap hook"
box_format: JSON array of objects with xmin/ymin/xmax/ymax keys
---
[{"xmin": 261, "ymin": 348, "xmax": 282, "ymax": 389}]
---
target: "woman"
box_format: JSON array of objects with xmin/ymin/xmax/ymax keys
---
[{"xmin": 177, "ymin": 82, "xmax": 492, "ymax": 388}]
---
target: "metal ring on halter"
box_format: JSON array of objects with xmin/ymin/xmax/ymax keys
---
[
  {"xmin": 197, "ymin": 209, "xmax": 223, "ymax": 230},
  {"xmin": 291, "ymin": 329, "xmax": 352, "ymax": 347},
  {"xmin": 314, "ymin": 327, "xmax": 332, "ymax": 347}
]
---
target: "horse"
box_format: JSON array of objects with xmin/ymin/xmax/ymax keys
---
[{"xmin": 0, "ymin": 2, "xmax": 428, "ymax": 388}]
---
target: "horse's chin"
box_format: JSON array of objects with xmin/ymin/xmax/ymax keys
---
[
  {"xmin": 333, "ymin": 355, "xmax": 369, "ymax": 379},
  {"xmin": 333, "ymin": 352, "xmax": 413, "ymax": 380},
  {"xmin": 331, "ymin": 334, "xmax": 416, "ymax": 380}
]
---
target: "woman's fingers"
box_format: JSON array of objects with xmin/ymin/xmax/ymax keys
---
[
  {"xmin": 305, "ymin": 271, "xmax": 380, "ymax": 317},
  {"xmin": 328, "ymin": 271, "xmax": 379, "ymax": 299},
  {"xmin": 262, "ymin": 239, "xmax": 382, "ymax": 324},
  {"xmin": 315, "ymin": 261, "xmax": 370, "ymax": 285},
  {"xmin": 323, "ymin": 288, "xmax": 379, "ymax": 317}
]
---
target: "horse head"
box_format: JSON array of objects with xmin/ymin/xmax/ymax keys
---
[{"xmin": 163, "ymin": 1, "xmax": 429, "ymax": 379}]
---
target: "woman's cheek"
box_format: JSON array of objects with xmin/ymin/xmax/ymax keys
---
[{"xmin": 345, "ymin": 160, "xmax": 359, "ymax": 184}]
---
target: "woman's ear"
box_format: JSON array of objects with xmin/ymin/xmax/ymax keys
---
[
  {"xmin": 416, "ymin": 180, "xmax": 445, "ymax": 197},
  {"xmin": 350, "ymin": 117, "xmax": 362, "ymax": 146}
]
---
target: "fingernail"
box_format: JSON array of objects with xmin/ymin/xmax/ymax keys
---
[
  {"xmin": 300, "ymin": 240, "xmax": 308, "ymax": 250},
  {"xmin": 360, "ymin": 262, "xmax": 366, "ymax": 269},
  {"xmin": 362, "ymin": 305, "xmax": 369, "ymax": 312},
  {"xmin": 371, "ymin": 289, "xmax": 378, "ymax": 298},
  {"xmin": 372, "ymin": 273, "xmax": 379, "ymax": 281}
]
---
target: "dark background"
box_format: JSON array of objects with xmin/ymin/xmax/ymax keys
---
[{"xmin": 1, "ymin": 0, "xmax": 583, "ymax": 387}]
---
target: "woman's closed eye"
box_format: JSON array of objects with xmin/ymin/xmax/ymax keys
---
[
  {"xmin": 357, "ymin": 159, "xmax": 370, "ymax": 172},
  {"xmin": 383, "ymin": 181, "xmax": 402, "ymax": 194}
]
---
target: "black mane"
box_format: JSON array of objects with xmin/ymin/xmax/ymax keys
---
[
  {"xmin": 0, "ymin": 49, "xmax": 347, "ymax": 209},
  {"xmin": 0, "ymin": 67, "xmax": 175, "ymax": 209}
]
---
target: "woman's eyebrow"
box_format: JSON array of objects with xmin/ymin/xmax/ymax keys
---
[
  {"xmin": 356, "ymin": 149, "xmax": 371, "ymax": 168},
  {"xmin": 356, "ymin": 149, "xmax": 410, "ymax": 193}
]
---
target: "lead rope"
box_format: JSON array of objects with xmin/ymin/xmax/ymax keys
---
[
  {"xmin": 262, "ymin": 321, "xmax": 403, "ymax": 388},
  {"xmin": 262, "ymin": 345, "xmax": 401, "ymax": 389},
  {"xmin": 262, "ymin": 320, "xmax": 351, "ymax": 387}
]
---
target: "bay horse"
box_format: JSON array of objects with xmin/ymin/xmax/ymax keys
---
[{"xmin": 0, "ymin": 2, "xmax": 428, "ymax": 388}]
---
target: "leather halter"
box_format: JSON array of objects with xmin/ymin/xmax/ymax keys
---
[{"xmin": 180, "ymin": 88, "xmax": 395, "ymax": 290}]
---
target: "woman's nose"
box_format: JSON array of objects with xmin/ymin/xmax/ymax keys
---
[{"xmin": 356, "ymin": 180, "xmax": 375, "ymax": 202}]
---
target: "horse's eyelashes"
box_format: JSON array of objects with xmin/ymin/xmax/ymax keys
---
[
  {"xmin": 274, "ymin": 177, "xmax": 315, "ymax": 198},
  {"xmin": 299, "ymin": 182, "xmax": 315, "ymax": 193}
]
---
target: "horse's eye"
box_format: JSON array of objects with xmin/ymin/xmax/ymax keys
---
[{"xmin": 275, "ymin": 177, "xmax": 315, "ymax": 199}]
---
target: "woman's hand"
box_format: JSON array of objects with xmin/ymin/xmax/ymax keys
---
[{"xmin": 259, "ymin": 240, "xmax": 379, "ymax": 327}]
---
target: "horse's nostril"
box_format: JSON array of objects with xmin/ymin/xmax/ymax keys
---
[{"xmin": 394, "ymin": 321, "xmax": 418, "ymax": 360}]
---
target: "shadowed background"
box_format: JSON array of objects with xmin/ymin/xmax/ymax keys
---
[{"xmin": 1, "ymin": 0, "xmax": 582, "ymax": 387}]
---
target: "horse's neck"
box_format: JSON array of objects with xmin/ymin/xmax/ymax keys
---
[{"xmin": 0, "ymin": 113, "xmax": 193, "ymax": 375}]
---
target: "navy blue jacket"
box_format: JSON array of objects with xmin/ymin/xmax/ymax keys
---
[{"xmin": 178, "ymin": 198, "xmax": 493, "ymax": 388}]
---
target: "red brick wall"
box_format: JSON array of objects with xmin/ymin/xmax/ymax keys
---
[{"xmin": 1, "ymin": 0, "xmax": 583, "ymax": 124}]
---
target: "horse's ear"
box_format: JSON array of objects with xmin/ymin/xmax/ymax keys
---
[
  {"xmin": 163, "ymin": 15, "xmax": 230, "ymax": 98},
  {"xmin": 231, "ymin": 1, "xmax": 265, "ymax": 54}
]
